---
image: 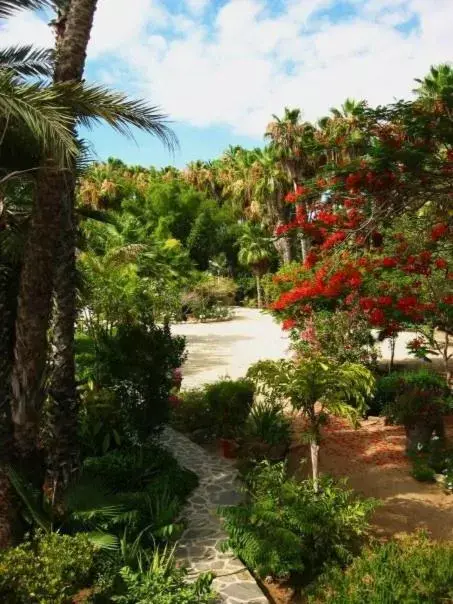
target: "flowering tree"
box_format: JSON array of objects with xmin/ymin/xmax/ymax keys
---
[{"xmin": 269, "ymin": 71, "xmax": 453, "ymax": 384}]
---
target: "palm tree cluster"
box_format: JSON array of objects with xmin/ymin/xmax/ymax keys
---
[{"xmin": 0, "ymin": 0, "xmax": 176, "ymax": 547}]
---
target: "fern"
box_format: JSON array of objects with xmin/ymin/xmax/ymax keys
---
[{"xmin": 219, "ymin": 462, "xmax": 376, "ymax": 580}]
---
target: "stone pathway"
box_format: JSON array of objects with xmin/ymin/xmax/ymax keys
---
[{"xmin": 161, "ymin": 426, "xmax": 269, "ymax": 604}]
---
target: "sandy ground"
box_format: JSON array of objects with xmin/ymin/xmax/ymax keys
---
[
  {"xmin": 171, "ymin": 307, "xmax": 445, "ymax": 389},
  {"xmin": 171, "ymin": 308, "xmax": 290, "ymax": 389}
]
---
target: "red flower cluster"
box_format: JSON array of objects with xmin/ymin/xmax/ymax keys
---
[
  {"xmin": 282, "ymin": 318, "xmax": 297, "ymax": 330},
  {"xmin": 431, "ymin": 223, "xmax": 449, "ymax": 241}
]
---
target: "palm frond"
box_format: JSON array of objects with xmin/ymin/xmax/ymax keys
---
[
  {"xmin": 0, "ymin": 45, "xmax": 53, "ymax": 77},
  {"xmin": 55, "ymin": 81, "xmax": 178, "ymax": 151},
  {"xmin": 85, "ymin": 530, "xmax": 119, "ymax": 550},
  {"xmin": 6, "ymin": 465, "xmax": 52, "ymax": 532},
  {"xmin": 0, "ymin": 0, "xmax": 49, "ymax": 18},
  {"xmin": 0, "ymin": 71, "xmax": 78, "ymax": 163}
]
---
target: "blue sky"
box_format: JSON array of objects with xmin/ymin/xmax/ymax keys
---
[{"xmin": 3, "ymin": 0, "xmax": 452, "ymax": 167}]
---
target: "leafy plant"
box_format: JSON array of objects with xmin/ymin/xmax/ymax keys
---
[
  {"xmin": 171, "ymin": 378, "xmax": 255, "ymax": 440},
  {"xmin": 384, "ymin": 368, "xmax": 451, "ymax": 426},
  {"xmin": 220, "ymin": 462, "xmax": 376, "ymax": 581},
  {"xmin": 309, "ymin": 532, "xmax": 453, "ymax": 603},
  {"xmin": 0, "ymin": 532, "xmax": 95, "ymax": 604},
  {"xmin": 109, "ymin": 546, "xmax": 215, "ymax": 604},
  {"xmin": 243, "ymin": 400, "xmax": 292, "ymax": 447},
  {"xmin": 246, "ymin": 358, "xmax": 374, "ymax": 486}
]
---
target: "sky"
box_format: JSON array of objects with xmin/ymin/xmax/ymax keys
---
[{"xmin": 2, "ymin": 0, "xmax": 452, "ymax": 167}]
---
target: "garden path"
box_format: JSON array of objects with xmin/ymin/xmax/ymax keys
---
[{"xmin": 160, "ymin": 426, "xmax": 269, "ymax": 604}]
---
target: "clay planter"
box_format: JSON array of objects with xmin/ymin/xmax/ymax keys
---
[{"xmin": 220, "ymin": 438, "xmax": 238, "ymax": 459}]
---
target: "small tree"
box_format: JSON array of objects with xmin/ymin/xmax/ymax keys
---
[
  {"xmin": 247, "ymin": 358, "xmax": 374, "ymax": 489},
  {"xmin": 238, "ymin": 224, "xmax": 271, "ymax": 308}
]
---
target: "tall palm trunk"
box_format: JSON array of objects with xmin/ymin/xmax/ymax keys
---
[
  {"xmin": 11, "ymin": 169, "xmax": 64, "ymax": 460},
  {"xmin": 45, "ymin": 0, "xmax": 98, "ymax": 496},
  {"xmin": 10, "ymin": 0, "xmax": 98, "ymax": 470},
  {"xmin": 0, "ymin": 263, "xmax": 18, "ymax": 547}
]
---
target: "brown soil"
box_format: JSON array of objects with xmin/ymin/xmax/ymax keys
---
[{"xmin": 267, "ymin": 415, "xmax": 453, "ymax": 604}]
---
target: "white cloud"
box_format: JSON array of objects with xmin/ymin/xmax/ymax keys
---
[
  {"xmin": 0, "ymin": 10, "xmax": 53, "ymax": 49},
  {"xmin": 185, "ymin": 0, "xmax": 209, "ymax": 15},
  {"xmin": 3, "ymin": 0, "xmax": 452, "ymax": 139}
]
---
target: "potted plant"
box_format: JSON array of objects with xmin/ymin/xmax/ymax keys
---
[
  {"xmin": 241, "ymin": 400, "xmax": 292, "ymax": 461},
  {"xmin": 384, "ymin": 369, "xmax": 451, "ymax": 452}
]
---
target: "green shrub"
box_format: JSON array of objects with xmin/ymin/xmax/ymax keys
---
[
  {"xmin": 410, "ymin": 458, "xmax": 436, "ymax": 482},
  {"xmin": 243, "ymin": 400, "xmax": 292, "ymax": 447},
  {"xmin": 0, "ymin": 532, "xmax": 95, "ymax": 603},
  {"xmin": 83, "ymin": 446, "xmax": 198, "ymax": 501},
  {"xmin": 170, "ymin": 388, "xmax": 215, "ymax": 438},
  {"xmin": 109, "ymin": 548, "xmax": 215, "ymax": 604},
  {"xmin": 77, "ymin": 323, "xmax": 186, "ymax": 449},
  {"xmin": 383, "ymin": 369, "xmax": 450, "ymax": 426},
  {"xmin": 182, "ymin": 275, "xmax": 237, "ymax": 320},
  {"xmin": 309, "ymin": 532, "xmax": 453, "ymax": 603},
  {"xmin": 171, "ymin": 378, "xmax": 255, "ymax": 440},
  {"xmin": 219, "ymin": 462, "xmax": 375, "ymax": 581}
]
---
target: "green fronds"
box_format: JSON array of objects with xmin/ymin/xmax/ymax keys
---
[
  {"xmin": 55, "ymin": 81, "xmax": 178, "ymax": 151},
  {"xmin": 0, "ymin": 45, "xmax": 53, "ymax": 78},
  {"xmin": 0, "ymin": 71, "xmax": 77, "ymax": 163},
  {"xmin": 0, "ymin": 0, "xmax": 49, "ymax": 19}
]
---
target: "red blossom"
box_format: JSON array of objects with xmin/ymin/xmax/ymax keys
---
[
  {"xmin": 377, "ymin": 296, "xmax": 393, "ymax": 307},
  {"xmin": 431, "ymin": 223, "xmax": 448, "ymax": 241},
  {"xmin": 369, "ymin": 308, "xmax": 386, "ymax": 325},
  {"xmin": 321, "ymin": 231, "xmax": 347, "ymax": 250},
  {"xmin": 382, "ymin": 257, "xmax": 398, "ymax": 268},
  {"xmin": 360, "ymin": 297, "xmax": 375, "ymax": 311},
  {"xmin": 282, "ymin": 318, "xmax": 297, "ymax": 330},
  {"xmin": 435, "ymin": 258, "xmax": 448, "ymax": 269}
]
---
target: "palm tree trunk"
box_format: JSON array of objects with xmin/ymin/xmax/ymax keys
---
[
  {"xmin": 0, "ymin": 263, "xmax": 18, "ymax": 548},
  {"xmin": 45, "ymin": 0, "xmax": 98, "ymax": 496},
  {"xmin": 47, "ymin": 179, "xmax": 79, "ymax": 493},
  {"xmin": 11, "ymin": 169, "xmax": 63, "ymax": 460},
  {"xmin": 255, "ymin": 274, "xmax": 262, "ymax": 309}
]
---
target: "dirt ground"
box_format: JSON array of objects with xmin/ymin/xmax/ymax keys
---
[{"xmin": 288, "ymin": 414, "xmax": 453, "ymax": 542}]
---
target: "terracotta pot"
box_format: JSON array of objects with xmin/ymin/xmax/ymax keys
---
[{"xmin": 220, "ymin": 438, "xmax": 237, "ymax": 459}]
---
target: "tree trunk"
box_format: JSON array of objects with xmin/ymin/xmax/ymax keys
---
[
  {"xmin": 310, "ymin": 440, "xmax": 320, "ymax": 492},
  {"xmin": 11, "ymin": 169, "xmax": 64, "ymax": 460},
  {"xmin": 47, "ymin": 180, "xmax": 79, "ymax": 494},
  {"xmin": 45, "ymin": 0, "xmax": 98, "ymax": 497},
  {"xmin": 0, "ymin": 264, "xmax": 18, "ymax": 548},
  {"xmin": 255, "ymin": 274, "xmax": 262, "ymax": 309}
]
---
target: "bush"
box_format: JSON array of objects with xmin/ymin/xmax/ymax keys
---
[
  {"xmin": 309, "ymin": 532, "xmax": 453, "ymax": 603},
  {"xmin": 107, "ymin": 548, "xmax": 214, "ymax": 604},
  {"xmin": 182, "ymin": 275, "xmax": 237, "ymax": 320},
  {"xmin": 78, "ymin": 323, "xmax": 186, "ymax": 448},
  {"xmin": 0, "ymin": 532, "xmax": 95, "ymax": 603},
  {"xmin": 171, "ymin": 378, "xmax": 255, "ymax": 440},
  {"xmin": 384, "ymin": 368, "xmax": 450, "ymax": 426},
  {"xmin": 83, "ymin": 446, "xmax": 198, "ymax": 502},
  {"xmin": 242, "ymin": 400, "xmax": 292, "ymax": 448},
  {"xmin": 219, "ymin": 462, "xmax": 375, "ymax": 581}
]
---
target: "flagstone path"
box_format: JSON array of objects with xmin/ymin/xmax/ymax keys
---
[{"xmin": 161, "ymin": 426, "xmax": 268, "ymax": 604}]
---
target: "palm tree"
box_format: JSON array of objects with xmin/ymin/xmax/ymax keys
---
[
  {"xmin": 7, "ymin": 0, "xmax": 176, "ymax": 491},
  {"xmin": 413, "ymin": 63, "xmax": 453, "ymax": 117},
  {"xmin": 253, "ymin": 147, "xmax": 293, "ymax": 264},
  {"xmin": 247, "ymin": 357, "xmax": 374, "ymax": 490},
  {"xmin": 238, "ymin": 223, "xmax": 271, "ymax": 309},
  {"xmin": 265, "ymin": 108, "xmax": 318, "ymax": 261}
]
